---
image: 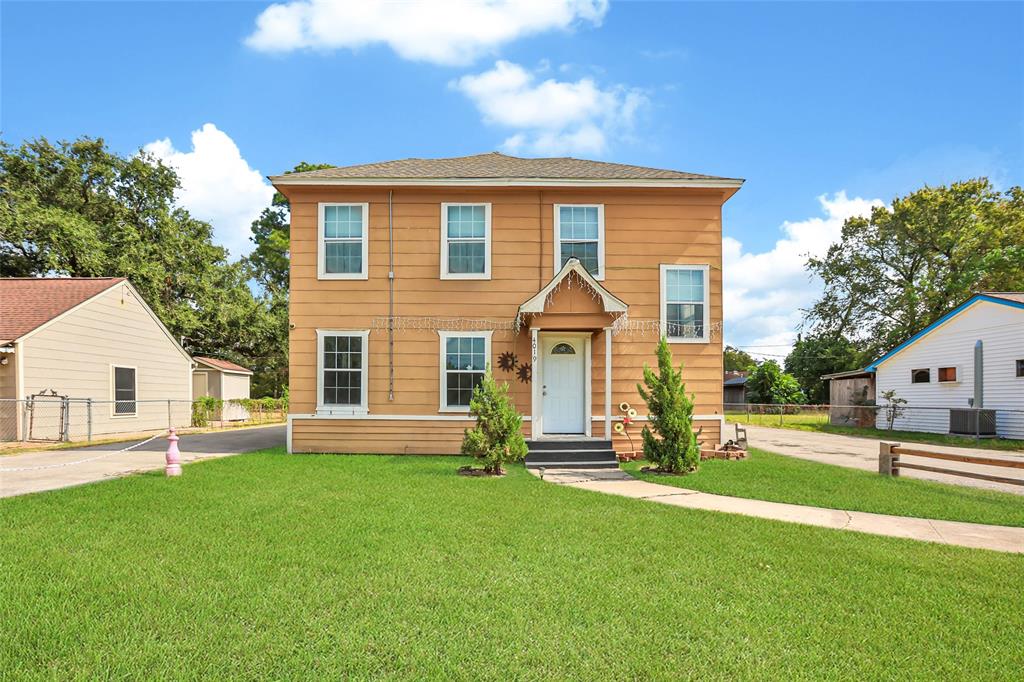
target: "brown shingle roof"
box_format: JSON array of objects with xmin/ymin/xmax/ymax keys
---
[
  {"xmin": 271, "ymin": 152, "xmax": 742, "ymax": 184},
  {"xmin": 982, "ymin": 292, "xmax": 1024, "ymax": 304},
  {"xmin": 0, "ymin": 278, "xmax": 125, "ymax": 344},
  {"xmin": 193, "ymin": 356, "xmax": 253, "ymax": 374}
]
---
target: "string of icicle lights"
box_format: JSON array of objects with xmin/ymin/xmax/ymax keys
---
[{"xmin": 370, "ymin": 316, "xmax": 723, "ymax": 338}]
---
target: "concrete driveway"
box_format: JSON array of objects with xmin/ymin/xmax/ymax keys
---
[
  {"xmin": 744, "ymin": 424, "xmax": 1024, "ymax": 495},
  {"xmin": 0, "ymin": 425, "xmax": 285, "ymax": 499}
]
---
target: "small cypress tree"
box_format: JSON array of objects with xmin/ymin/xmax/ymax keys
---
[
  {"xmin": 636, "ymin": 337, "xmax": 701, "ymax": 473},
  {"xmin": 460, "ymin": 366, "xmax": 527, "ymax": 474}
]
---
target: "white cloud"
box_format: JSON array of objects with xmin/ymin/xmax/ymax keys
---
[
  {"xmin": 724, "ymin": 191, "xmax": 883, "ymax": 358},
  {"xmin": 245, "ymin": 0, "xmax": 608, "ymax": 65},
  {"xmin": 144, "ymin": 123, "xmax": 274, "ymax": 258},
  {"xmin": 451, "ymin": 60, "xmax": 647, "ymax": 155}
]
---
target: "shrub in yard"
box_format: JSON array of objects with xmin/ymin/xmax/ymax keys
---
[
  {"xmin": 637, "ymin": 337, "xmax": 701, "ymax": 473},
  {"xmin": 460, "ymin": 367, "xmax": 527, "ymax": 474},
  {"xmin": 191, "ymin": 396, "xmax": 222, "ymax": 427},
  {"xmin": 880, "ymin": 389, "xmax": 907, "ymax": 430},
  {"xmin": 747, "ymin": 360, "xmax": 806, "ymax": 406}
]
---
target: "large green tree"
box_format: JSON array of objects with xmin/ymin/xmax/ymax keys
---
[
  {"xmin": 805, "ymin": 179, "xmax": 1024, "ymax": 357},
  {"xmin": 244, "ymin": 162, "xmax": 333, "ymax": 397},
  {"xmin": 784, "ymin": 334, "xmax": 864, "ymax": 404},
  {"xmin": 0, "ymin": 136, "xmax": 274, "ymax": 389},
  {"xmin": 724, "ymin": 345, "xmax": 757, "ymax": 372},
  {"xmin": 746, "ymin": 360, "xmax": 806, "ymax": 405}
]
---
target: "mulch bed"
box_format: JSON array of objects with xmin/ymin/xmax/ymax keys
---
[{"xmin": 457, "ymin": 466, "xmax": 506, "ymax": 477}]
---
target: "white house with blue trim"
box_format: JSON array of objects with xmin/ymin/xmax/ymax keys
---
[{"xmin": 865, "ymin": 292, "xmax": 1024, "ymax": 439}]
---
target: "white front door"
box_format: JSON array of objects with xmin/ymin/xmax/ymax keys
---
[{"xmin": 542, "ymin": 336, "xmax": 585, "ymax": 433}]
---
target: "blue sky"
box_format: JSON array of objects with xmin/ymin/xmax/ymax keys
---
[{"xmin": 3, "ymin": 1, "xmax": 1022, "ymax": 354}]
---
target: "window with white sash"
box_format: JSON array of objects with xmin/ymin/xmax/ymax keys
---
[
  {"xmin": 439, "ymin": 331, "xmax": 492, "ymax": 411},
  {"xmin": 441, "ymin": 203, "xmax": 490, "ymax": 279},
  {"xmin": 554, "ymin": 204, "xmax": 604, "ymax": 279},
  {"xmin": 318, "ymin": 203, "xmax": 368, "ymax": 279},
  {"xmin": 317, "ymin": 330, "xmax": 369, "ymax": 412},
  {"xmin": 660, "ymin": 264, "xmax": 710, "ymax": 343}
]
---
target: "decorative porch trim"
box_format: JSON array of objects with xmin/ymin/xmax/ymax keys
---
[{"xmin": 516, "ymin": 258, "xmax": 627, "ymax": 332}]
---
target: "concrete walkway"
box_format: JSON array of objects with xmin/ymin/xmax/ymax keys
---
[
  {"xmin": 744, "ymin": 424, "xmax": 1024, "ymax": 495},
  {"xmin": 0, "ymin": 425, "xmax": 285, "ymax": 498},
  {"xmin": 534, "ymin": 468, "xmax": 1024, "ymax": 554}
]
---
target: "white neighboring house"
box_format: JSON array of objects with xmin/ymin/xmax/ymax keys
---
[
  {"xmin": 866, "ymin": 292, "xmax": 1024, "ymax": 439},
  {"xmin": 192, "ymin": 356, "xmax": 253, "ymax": 421},
  {"xmin": 0, "ymin": 277, "xmax": 193, "ymax": 441}
]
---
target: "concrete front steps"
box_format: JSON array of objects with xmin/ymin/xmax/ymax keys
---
[{"xmin": 524, "ymin": 439, "xmax": 619, "ymax": 470}]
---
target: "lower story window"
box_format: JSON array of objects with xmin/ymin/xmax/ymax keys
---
[
  {"xmin": 112, "ymin": 366, "xmax": 136, "ymax": 416},
  {"xmin": 318, "ymin": 331, "xmax": 368, "ymax": 411},
  {"xmin": 440, "ymin": 331, "xmax": 491, "ymax": 410}
]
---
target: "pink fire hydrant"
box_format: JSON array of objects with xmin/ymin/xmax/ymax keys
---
[{"xmin": 165, "ymin": 427, "xmax": 182, "ymax": 477}]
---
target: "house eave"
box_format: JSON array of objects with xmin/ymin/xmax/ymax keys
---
[{"xmin": 269, "ymin": 176, "xmax": 745, "ymax": 190}]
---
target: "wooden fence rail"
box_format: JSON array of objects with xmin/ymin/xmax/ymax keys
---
[{"xmin": 879, "ymin": 442, "xmax": 1024, "ymax": 487}]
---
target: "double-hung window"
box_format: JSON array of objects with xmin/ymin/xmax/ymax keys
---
[
  {"xmin": 439, "ymin": 331, "xmax": 492, "ymax": 411},
  {"xmin": 441, "ymin": 203, "xmax": 490, "ymax": 279},
  {"xmin": 554, "ymin": 204, "xmax": 604, "ymax": 279},
  {"xmin": 660, "ymin": 264, "xmax": 710, "ymax": 343},
  {"xmin": 317, "ymin": 330, "xmax": 369, "ymax": 413},
  {"xmin": 111, "ymin": 365, "xmax": 137, "ymax": 416},
  {"xmin": 318, "ymin": 203, "xmax": 368, "ymax": 279}
]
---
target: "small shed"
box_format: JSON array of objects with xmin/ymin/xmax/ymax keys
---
[
  {"xmin": 822, "ymin": 369, "xmax": 876, "ymax": 426},
  {"xmin": 723, "ymin": 372, "xmax": 749, "ymax": 406},
  {"xmin": 192, "ymin": 357, "xmax": 253, "ymax": 421}
]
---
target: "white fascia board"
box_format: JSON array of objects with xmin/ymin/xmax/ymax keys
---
[{"xmin": 269, "ymin": 176, "xmax": 745, "ymax": 189}]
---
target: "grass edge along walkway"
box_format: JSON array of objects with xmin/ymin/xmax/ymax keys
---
[{"xmin": 623, "ymin": 447, "xmax": 1024, "ymax": 528}]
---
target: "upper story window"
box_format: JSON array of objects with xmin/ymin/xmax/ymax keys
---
[
  {"xmin": 317, "ymin": 330, "xmax": 368, "ymax": 413},
  {"xmin": 318, "ymin": 203, "xmax": 368, "ymax": 280},
  {"xmin": 111, "ymin": 365, "xmax": 136, "ymax": 417},
  {"xmin": 911, "ymin": 369, "xmax": 930, "ymax": 384},
  {"xmin": 439, "ymin": 331, "xmax": 492, "ymax": 411},
  {"xmin": 660, "ymin": 264, "xmax": 710, "ymax": 343},
  {"xmin": 441, "ymin": 203, "xmax": 491, "ymax": 279},
  {"xmin": 555, "ymin": 204, "xmax": 604, "ymax": 280},
  {"xmin": 937, "ymin": 367, "xmax": 958, "ymax": 383}
]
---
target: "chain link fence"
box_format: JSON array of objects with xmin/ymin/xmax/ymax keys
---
[
  {"xmin": 0, "ymin": 398, "xmax": 287, "ymax": 444},
  {"xmin": 725, "ymin": 402, "xmax": 1024, "ymax": 441}
]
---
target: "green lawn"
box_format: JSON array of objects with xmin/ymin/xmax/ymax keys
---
[
  {"xmin": 725, "ymin": 412, "xmax": 1024, "ymax": 452},
  {"xmin": 624, "ymin": 448, "xmax": 1024, "ymax": 527},
  {"xmin": 2, "ymin": 450, "xmax": 1022, "ymax": 679}
]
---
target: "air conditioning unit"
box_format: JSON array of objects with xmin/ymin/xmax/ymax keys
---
[{"xmin": 949, "ymin": 409, "xmax": 996, "ymax": 436}]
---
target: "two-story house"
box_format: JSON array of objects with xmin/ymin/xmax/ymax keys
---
[{"xmin": 274, "ymin": 153, "xmax": 742, "ymax": 462}]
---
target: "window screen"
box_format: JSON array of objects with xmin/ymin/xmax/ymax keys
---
[{"xmin": 113, "ymin": 367, "xmax": 136, "ymax": 415}]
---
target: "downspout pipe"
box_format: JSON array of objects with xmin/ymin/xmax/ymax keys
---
[
  {"xmin": 388, "ymin": 190, "xmax": 395, "ymax": 401},
  {"xmin": 973, "ymin": 340, "xmax": 983, "ymax": 409}
]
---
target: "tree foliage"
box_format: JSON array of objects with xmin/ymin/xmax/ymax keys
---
[
  {"xmin": 460, "ymin": 367, "xmax": 527, "ymax": 474},
  {"xmin": 244, "ymin": 162, "xmax": 333, "ymax": 397},
  {"xmin": 724, "ymin": 345, "xmax": 757, "ymax": 372},
  {"xmin": 0, "ymin": 136, "xmax": 278, "ymax": 392},
  {"xmin": 805, "ymin": 179, "xmax": 1024, "ymax": 357},
  {"xmin": 637, "ymin": 338, "xmax": 701, "ymax": 473},
  {"xmin": 784, "ymin": 334, "xmax": 864, "ymax": 404},
  {"xmin": 746, "ymin": 360, "xmax": 806, "ymax": 405}
]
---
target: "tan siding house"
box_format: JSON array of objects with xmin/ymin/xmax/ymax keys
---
[
  {"xmin": 193, "ymin": 356, "xmax": 253, "ymax": 421},
  {"xmin": 0, "ymin": 278, "xmax": 193, "ymax": 439},
  {"xmin": 276, "ymin": 153, "xmax": 742, "ymax": 459}
]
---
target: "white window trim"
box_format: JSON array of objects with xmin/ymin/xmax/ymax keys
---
[
  {"xmin": 110, "ymin": 364, "xmax": 137, "ymax": 418},
  {"xmin": 440, "ymin": 202, "xmax": 491, "ymax": 280},
  {"xmin": 910, "ymin": 368, "xmax": 931, "ymax": 384},
  {"xmin": 318, "ymin": 202, "xmax": 369, "ymax": 280},
  {"xmin": 438, "ymin": 330, "xmax": 493, "ymax": 413},
  {"xmin": 553, "ymin": 204, "xmax": 605, "ymax": 281},
  {"xmin": 316, "ymin": 329, "xmax": 369, "ymax": 415},
  {"xmin": 937, "ymin": 366, "xmax": 960, "ymax": 384},
  {"xmin": 660, "ymin": 264, "xmax": 711, "ymax": 344}
]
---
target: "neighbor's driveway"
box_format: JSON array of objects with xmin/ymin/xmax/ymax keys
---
[
  {"xmin": 0, "ymin": 425, "xmax": 285, "ymax": 498},
  {"xmin": 744, "ymin": 425, "xmax": 1024, "ymax": 495}
]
